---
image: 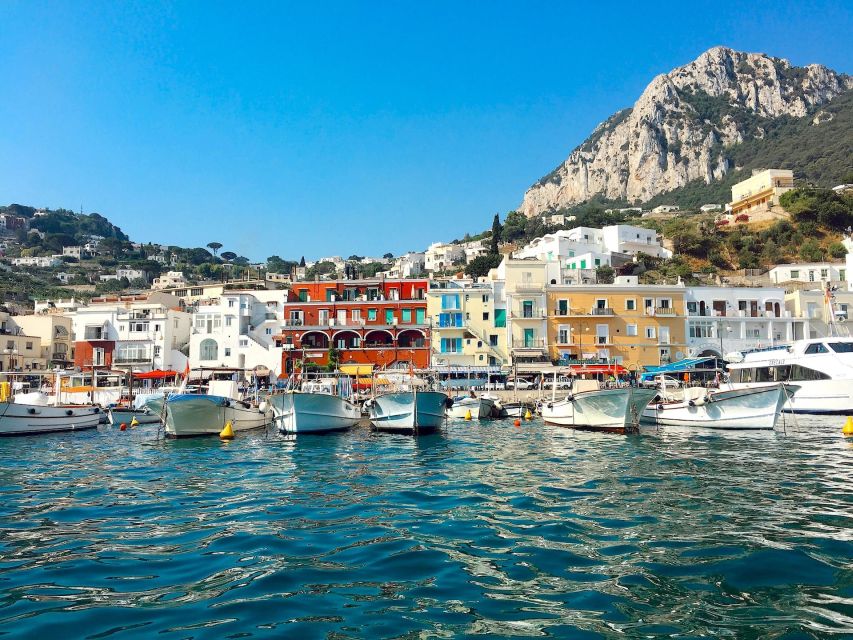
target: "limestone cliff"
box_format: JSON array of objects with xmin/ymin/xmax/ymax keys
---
[{"xmin": 521, "ymin": 47, "xmax": 852, "ymax": 216}]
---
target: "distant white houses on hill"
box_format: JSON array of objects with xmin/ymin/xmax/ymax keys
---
[
  {"xmin": 700, "ymin": 204, "xmax": 722, "ymax": 212},
  {"xmin": 651, "ymin": 205, "xmax": 680, "ymax": 214}
]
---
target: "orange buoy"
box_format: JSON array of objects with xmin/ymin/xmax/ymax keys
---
[
  {"xmin": 119, "ymin": 423, "xmax": 127, "ymax": 431},
  {"xmin": 514, "ymin": 419, "xmax": 521, "ymax": 427}
]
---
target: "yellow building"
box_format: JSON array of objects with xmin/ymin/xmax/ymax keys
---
[
  {"xmin": 496, "ymin": 258, "xmax": 551, "ymax": 370},
  {"xmin": 11, "ymin": 313, "xmax": 74, "ymax": 367},
  {"xmin": 729, "ymin": 169, "xmax": 794, "ymax": 216},
  {"xmin": 546, "ymin": 276, "xmax": 688, "ymax": 370},
  {"xmin": 427, "ymin": 278, "xmax": 509, "ymax": 371},
  {"xmin": 0, "ymin": 312, "xmax": 45, "ymax": 372}
]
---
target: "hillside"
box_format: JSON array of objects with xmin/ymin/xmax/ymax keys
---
[{"xmin": 521, "ymin": 46, "xmax": 852, "ymax": 216}]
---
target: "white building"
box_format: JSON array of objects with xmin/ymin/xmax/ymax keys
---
[
  {"xmin": 68, "ymin": 293, "xmax": 191, "ymax": 372},
  {"xmin": 189, "ymin": 290, "xmax": 285, "ymax": 375},
  {"xmin": 461, "ymin": 240, "xmax": 488, "ymax": 264},
  {"xmin": 62, "ymin": 246, "xmax": 91, "ymax": 260},
  {"xmin": 424, "ymin": 242, "xmax": 465, "ymax": 272},
  {"xmin": 152, "ymin": 271, "xmax": 188, "ymax": 289},
  {"xmin": 11, "ymin": 256, "xmax": 62, "ymax": 268},
  {"xmin": 685, "ymin": 286, "xmax": 794, "ymax": 358},
  {"xmin": 768, "ymin": 263, "xmax": 846, "ymax": 287},
  {"xmin": 99, "ymin": 267, "xmax": 147, "ymax": 283},
  {"xmin": 651, "ymin": 205, "xmax": 680, "ymax": 214},
  {"xmin": 600, "ymin": 224, "xmax": 672, "ymax": 259}
]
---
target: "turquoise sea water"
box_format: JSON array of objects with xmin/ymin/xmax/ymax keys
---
[{"xmin": 0, "ymin": 418, "xmax": 851, "ymax": 639}]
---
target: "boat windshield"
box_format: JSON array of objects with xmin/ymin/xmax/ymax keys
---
[{"xmin": 828, "ymin": 342, "xmax": 853, "ymax": 353}]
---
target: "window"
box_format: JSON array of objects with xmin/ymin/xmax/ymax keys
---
[
  {"xmin": 809, "ymin": 271, "xmax": 815, "ymax": 282},
  {"xmin": 557, "ymin": 299, "xmax": 568, "ymax": 316},
  {"xmin": 401, "ymin": 309, "xmax": 411, "ymax": 323},
  {"xmin": 298, "ymin": 289, "xmax": 308, "ymax": 302},
  {"xmin": 25, "ymin": 341, "xmax": 33, "ymax": 350},
  {"xmin": 440, "ymin": 338, "xmax": 462, "ymax": 353},
  {"xmin": 494, "ymin": 309, "xmax": 506, "ymax": 328},
  {"xmin": 482, "ymin": 312, "xmax": 489, "ymax": 321},
  {"xmin": 352, "ymin": 309, "xmax": 362, "ymax": 322},
  {"xmin": 224, "ymin": 348, "xmax": 231, "ymax": 357},
  {"xmin": 829, "ymin": 342, "xmax": 853, "ymax": 353},
  {"xmin": 368, "ymin": 309, "xmax": 377, "ymax": 321},
  {"xmin": 239, "ymin": 339, "xmax": 248, "ymax": 347},
  {"xmin": 200, "ymin": 339, "xmax": 218, "ymax": 361},
  {"xmin": 804, "ymin": 343, "xmax": 829, "ymax": 354},
  {"xmin": 225, "ymin": 316, "xmax": 233, "ymax": 327},
  {"xmin": 658, "ymin": 298, "xmax": 671, "ymax": 309},
  {"xmin": 625, "ymin": 299, "xmax": 636, "ymax": 311},
  {"xmin": 228, "ymin": 299, "xmax": 235, "ymax": 308},
  {"xmin": 558, "ymin": 326, "xmax": 569, "ymax": 344},
  {"xmin": 441, "ymin": 294, "xmax": 460, "ymax": 310},
  {"xmin": 790, "ymin": 270, "xmax": 799, "ymax": 279},
  {"xmin": 92, "ymin": 348, "xmax": 105, "ymax": 366},
  {"xmin": 153, "ymin": 346, "xmax": 161, "ymax": 356},
  {"xmin": 482, "ymin": 294, "xmax": 489, "ymax": 303},
  {"xmin": 689, "ymin": 322, "xmax": 713, "ymax": 338},
  {"xmin": 645, "ymin": 327, "xmax": 656, "ymax": 339},
  {"xmin": 190, "ymin": 288, "xmax": 202, "ymax": 296},
  {"xmin": 644, "ymin": 298, "xmax": 654, "ymax": 312},
  {"xmin": 596, "ymin": 324, "xmax": 608, "ymax": 344},
  {"xmin": 626, "ymin": 324, "xmax": 637, "ymax": 336},
  {"xmin": 686, "ymin": 301, "xmax": 697, "ymax": 314},
  {"xmin": 385, "ymin": 309, "xmax": 395, "ymax": 324},
  {"xmin": 489, "ymin": 334, "xmax": 498, "ymax": 347},
  {"xmin": 265, "ymin": 328, "xmax": 272, "ymax": 335}
]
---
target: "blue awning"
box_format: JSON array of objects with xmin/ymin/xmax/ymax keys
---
[
  {"xmin": 435, "ymin": 366, "xmax": 502, "ymax": 375},
  {"xmin": 640, "ymin": 357, "xmax": 719, "ymax": 381}
]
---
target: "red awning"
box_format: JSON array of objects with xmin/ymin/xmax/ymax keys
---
[
  {"xmin": 564, "ymin": 364, "xmax": 629, "ymax": 375},
  {"xmin": 133, "ymin": 369, "xmax": 179, "ymax": 379}
]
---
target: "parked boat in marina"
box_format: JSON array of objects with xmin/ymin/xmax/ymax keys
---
[
  {"xmin": 369, "ymin": 387, "xmax": 448, "ymax": 433},
  {"xmin": 726, "ymin": 336, "xmax": 853, "ymax": 413},
  {"xmin": 0, "ymin": 379, "xmax": 101, "ymax": 436},
  {"xmin": 164, "ymin": 379, "xmax": 270, "ymax": 437},
  {"xmin": 107, "ymin": 406, "xmax": 161, "ymax": 426},
  {"xmin": 541, "ymin": 379, "xmax": 656, "ymax": 433},
  {"xmin": 642, "ymin": 383, "xmax": 794, "ymax": 430},
  {"xmin": 270, "ymin": 377, "xmax": 360, "ymax": 433},
  {"xmin": 446, "ymin": 394, "xmax": 495, "ymax": 419}
]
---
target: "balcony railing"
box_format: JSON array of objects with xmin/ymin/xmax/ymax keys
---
[
  {"xmin": 590, "ymin": 307, "xmax": 614, "ymax": 316},
  {"xmin": 654, "ymin": 307, "xmax": 676, "ymax": 316},
  {"xmin": 113, "ymin": 356, "xmax": 151, "ymax": 364},
  {"xmin": 511, "ymin": 338, "xmax": 547, "ymax": 349},
  {"xmin": 513, "ymin": 282, "xmax": 543, "ymax": 293},
  {"xmin": 511, "ymin": 308, "xmax": 546, "ymax": 319}
]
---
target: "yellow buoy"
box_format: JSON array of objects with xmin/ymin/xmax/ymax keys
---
[
  {"xmin": 843, "ymin": 416, "xmax": 853, "ymax": 436},
  {"xmin": 464, "ymin": 409, "xmax": 472, "ymax": 421},
  {"xmin": 130, "ymin": 417, "xmax": 139, "ymax": 428},
  {"xmin": 524, "ymin": 409, "xmax": 532, "ymax": 421},
  {"xmin": 220, "ymin": 420, "xmax": 235, "ymax": 440}
]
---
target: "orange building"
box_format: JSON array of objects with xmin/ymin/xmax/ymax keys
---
[{"xmin": 275, "ymin": 278, "xmax": 431, "ymax": 373}]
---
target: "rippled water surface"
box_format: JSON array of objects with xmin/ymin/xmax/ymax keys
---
[{"xmin": 1, "ymin": 418, "xmax": 852, "ymax": 638}]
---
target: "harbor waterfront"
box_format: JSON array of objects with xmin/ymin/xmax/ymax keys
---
[{"xmin": 0, "ymin": 419, "xmax": 851, "ymax": 637}]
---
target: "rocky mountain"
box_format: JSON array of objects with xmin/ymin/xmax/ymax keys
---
[{"xmin": 521, "ymin": 46, "xmax": 852, "ymax": 217}]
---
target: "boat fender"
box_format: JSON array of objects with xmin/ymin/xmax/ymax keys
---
[
  {"xmin": 444, "ymin": 397, "xmax": 454, "ymax": 408},
  {"xmin": 688, "ymin": 400, "xmax": 695, "ymax": 407},
  {"xmin": 93, "ymin": 406, "xmax": 100, "ymax": 413},
  {"xmin": 28, "ymin": 408, "xmax": 36, "ymax": 415},
  {"xmin": 66, "ymin": 409, "xmax": 74, "ymax": 416},
  {"xmin": 657, "ymin": 404, "xmax": 664, "ymax": 411},
  {"xmin": 546, "ymin": 402, "xmax": 553, "ymax": 409}
]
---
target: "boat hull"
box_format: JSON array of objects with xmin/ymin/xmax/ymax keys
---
[
  {"xmin": 107, "ymin": 408, "xmax": 162, "ymax": 426},
  {"xmin": 270, "ymin": 392, "xmax": 361, "ymax": 433},
  {"xmin": 370, "ymin": 391, "xmax": 448, "ymax": 433},
  {"xmin": 642, "ymin": 384, "xmax": 790, "ymax": 429},
  {"xmin": 729, "ymin": 379, "xmax": 851, "ymax": 414},
  {"xmin": 542, "ymin": 388, "xmax": 655, "ymax": 433},
  {"xmin": 164, "ymin": 394, "xmax": 270, "ymax": 437},
  {"xmin": 446, "ymin": 396, "xmax": 495, "ymax": 419},
  {"xmin": 0, "ymin": 402, "xmax": 102, "ymax": 436}
]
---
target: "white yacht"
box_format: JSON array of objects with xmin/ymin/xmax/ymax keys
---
[
  {"xmin": 270, "ymin": 377, "xmax": 361, "ymax": 434},
  {"xmin": 164, "ymin": 380, "xmax": 270, "ymax": 437},
  {"xmin": 726, "ymin": 337, "xmax": 853, "ymax": 414}
]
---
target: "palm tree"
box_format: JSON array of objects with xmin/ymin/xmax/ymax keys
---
[{"xmin": 207, "ymin": 242, "xmax": 223, "ymax": 257}]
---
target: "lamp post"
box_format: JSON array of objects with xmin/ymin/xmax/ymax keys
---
[{"xmin": 717, "ymin": 321, "xmax": 732, "ymax": 362}]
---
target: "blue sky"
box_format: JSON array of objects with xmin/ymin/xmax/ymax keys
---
[{"xmin": 0, "ymin": 1, "xmax": 850, "ymax": 262}]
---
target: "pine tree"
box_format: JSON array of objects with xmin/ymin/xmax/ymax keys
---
[
  {"xmin": 299, "ymin": 256, "xmax": 306, "ymax": 267},
  {"xmin": 490, "ymin": 213, "xmax": 502, "ymax": 254}
]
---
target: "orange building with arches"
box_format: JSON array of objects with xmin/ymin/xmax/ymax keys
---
[{"xmin": 274, "ymin": 278, "xmax": 431, "ymax": 373}]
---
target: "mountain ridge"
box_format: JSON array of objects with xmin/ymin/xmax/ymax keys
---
[{"xmin": 521, "ymin": 46, "xmax": 852, "ymax": 216}]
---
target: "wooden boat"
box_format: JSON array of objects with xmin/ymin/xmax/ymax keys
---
[
  {"xmin": 270, "ymin": 377, "xmax": 360, "ymax": 433},
  {"xmin": 164, "ymin": 380, "xmax": 270, "ymax": 438},
  {"xmin": 541, "ymin": 379, "xmax": 655, "ymax": 433},
  {"xmin": 0, "ymin": 394, "xmax": 101, "ymax": 436},
  {"xmin": 446, "ymin": 394, "xmax": 496, "ymax": 419},
  {"xmin": 369, "ymin": 388, "xmax": 448, "ymax": 433}
]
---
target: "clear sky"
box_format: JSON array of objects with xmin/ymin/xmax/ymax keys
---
[{"xmin": 0, "ymin": 1, "xmax": 850, "ymax": 262}]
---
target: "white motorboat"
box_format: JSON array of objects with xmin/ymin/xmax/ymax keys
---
[
  {"xmin": 446, "ymin": 395, "xmax": 496, "ymax": 419},
  {"xmin": 164, "ymin": 380, "xmax": 270, "ymax": 438},
  {"xmin": 642, "ymin": 383, "xmax": 794, "ymax": 430},
  {"xmin": 270, "ymin": 378, "xmax": 360, "ymax": 433},
  {"xmin": 726, "ymin": 336, "xmax": 853, "ymax": 413},
  {"xmin": 542, "ymin": 380, "xmax": 656, "ymax": 433},
  {"xmin": 369, "ymin": 389, "xmax": 449, "ymax": 433},
  {"xmin": 0, "ymin": 393, "xmax": 101, "ymax": 436},
  {"xmin": 107, "ymin": 406, "xmax": 162, "ymax": 426}
]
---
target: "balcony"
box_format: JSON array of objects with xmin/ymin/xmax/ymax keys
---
[
  {"xmin": 513, "ymin": 282, "xmax": 543, "ymax": 293},
  {"xmin": 113, "ymin": 356, "xmax": 152, "ymax": 365},
  {"xmin": 264, "ymin": 312, "xmax": 277, "ymax": 320},
  {"xmin": 654, "ymin": 307, "xmax": 677, "ymax": 316},
  {"xmin": 511, "ymin": 307, "xmax": 546, "ymax": 319},
  {"xmin": 511, "ymin": 338, "xmax": 547, "ymax": 349},
  {"xmin": 590, "ymin": 307, "xmax": 614, "ymax": 316}
]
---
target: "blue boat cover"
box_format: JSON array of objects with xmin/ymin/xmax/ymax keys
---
[{"xmin": 639, "ymin": 357, "xmax": 717, "ymax": 382}]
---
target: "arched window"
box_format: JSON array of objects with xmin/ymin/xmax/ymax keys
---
[{"xmin": 200, "ymin": 339, "xmax": 218, "ymax": 361}]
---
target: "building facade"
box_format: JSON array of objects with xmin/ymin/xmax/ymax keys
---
[
  {"xmin": 275, "ymin": 278, "xmax": 431, "ymax": 372},
  {"xmin": 768, "ymin": 263, "xmax": 846, "ymax": 287},
  {"xmin": 498, "ymin": 259, "xmax": 550, "ymax": 371},
  {"xmin": 427, "ymin": 278, "xmax": 508, "ymax": 372},
  {"xmin": 729, "ymin": 169, "xmax": 794, "ymax": 216},
  {"xmin": 11, "ymin": 313, "xmax": 74, "ymax": 368},
  {"xmin": 546, "ymin": 277, "xmax": 687, "ymax": 369}
]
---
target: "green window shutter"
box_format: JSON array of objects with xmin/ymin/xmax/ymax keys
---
[
  {"xmin": 494, "ymin": 309, "xmax": 506, "ymax": 328},
  {"xmin": 401, "ymin": 309, "xmax": 412, "ymax": 323}
]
